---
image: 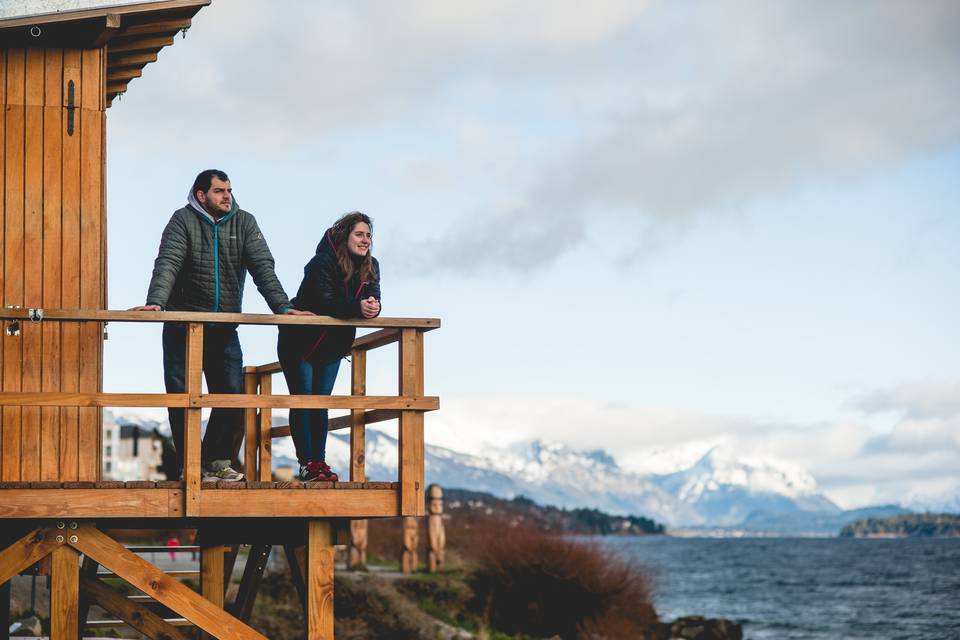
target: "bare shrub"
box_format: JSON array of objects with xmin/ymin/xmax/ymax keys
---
[{"xmin": 466, "ymin": 521, "xmax": 657, "ymax": 639}]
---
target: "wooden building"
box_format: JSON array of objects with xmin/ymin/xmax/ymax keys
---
[{"xmin": 0, "ymin": 3, "xmax": 440, "ymax": 638}]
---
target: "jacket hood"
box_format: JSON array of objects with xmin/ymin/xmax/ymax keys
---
[
  {"xmin": 187, "ymin": 189, "xmax": 237, "ymax": 223},
  {"xmin": 315, "ymin": 227, "xmax": 336, "ymax": 256}
]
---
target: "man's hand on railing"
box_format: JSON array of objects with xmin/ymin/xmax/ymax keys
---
[
  {"xmin": 285, "ymin": 308, "xmax": 315, "ymax": 316},
  {"xmin": 129, "ymin": 305, "xmax": 162, "ymax": 311}
]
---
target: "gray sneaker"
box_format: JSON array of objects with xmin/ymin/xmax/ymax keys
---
[{"xmin": 202, "ymin": 459, "xmax": 245, "ymax": 482}]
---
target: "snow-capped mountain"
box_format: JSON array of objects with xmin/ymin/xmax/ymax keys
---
[{"xmin": 110, "ymin": 411, "xmax": 950, "ymax": 532}]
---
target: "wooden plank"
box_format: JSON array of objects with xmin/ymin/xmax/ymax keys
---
[
  {"xmin": 330, "ymin": 408, "xmax": 398, "ymax": 432},
  {"xmin": 351, "ymin": 328, "xmax": 399, "ymax": 351},
  {"xmin": 307, "ymin": 521, "xmax": 334, "ymax": 640},
  {"xmin": 106, "ymin": 36, "xmax": 175, "ymax": 53},
  {"xmin": 0, "ymin": 392, "xmax": 437, "ymax": 410},
  {"xmin": 257, "ymin": 374, "xmax": 272, "ymax": 482},
  {"xmin": 78, "ymin": 47, "xmax": 104, "ymax": 482},
  {"xmin": 184, "ymin": 322, "xmax": 203, "ymax": 516},
  {"xmin": 118, "ymin": 18, "xmax": 192, "ymax": 36},
  {"xmin": 399, "ymin": 329, "xmax": 425, "ymax": 516},
  {"xmin": 2, "ymin": 48, "xmax": 26, "ymax": 482},
  {"xmin": 243, "ymin": 371, "xmax": 257, "ymax": 479},
  {"xmin": 50, "ymin": 545, "xmax": 80, "ymax": 640},
  {"xmin": 107, "ymin": 67, "xmax": 142, "ymax": 82},
  {"xmin": 20, "ymin": 49, "xmax": 45, "ymax": 483},
  {"xmin": 229, "ymin": 544, "xmax": 270, "ymax": 622},
  {"xmin": 0, "ymin": 308, "xmax": 441, "ymax": 329},
  {"xmin": 69, "ymin": 526, "xmax": 268, "ymax": 640},
  {"xmin": 199, "ymin": 544, "xmax": 224, "ymax": 640},
  {"xmin": 40, "ymin": 49, "xmax": 64, "ymax": 482},
  {"xmin": 77, "ymin": 554, "xmax": 99, "ymax": 631},
  {"xmin": 106, "ymin": 52, "xmax": 158, "ymax": 67},
  {"xmin": 283, "ymin": 544, "xmax": 307, "ymax": 612},
  {"xmin": 0, "ymin": 48, "xmax": 5, "ymax": 485},
  {"xmin": 60, "ymin": 49, "xmax": 82, "ymax": 482},
  {"xmin": 0, "ymin": 489, "xmax": 177, "ymax": 518},
  {"xmin": 350, "ymin": 349, "xmax": 366, "ymax": 482},
  {"xmin": 198, "ymin": 489, "xmax": 399, "ymax": 518},
  {"xmin": 0, "ymin": 528, "xmax": 61, "ymax": 584},
  {"xmin": 81, "ymin": 574, "xmax": 188, "ymax": 640}
]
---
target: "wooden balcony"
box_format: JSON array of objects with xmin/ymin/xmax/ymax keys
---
[{"xmin": 0, "ymin": 309, "xmax": 440, "ymax": 520}]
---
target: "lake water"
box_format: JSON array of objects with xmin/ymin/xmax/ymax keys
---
[{"xmin": 596, "ymin": 536, "xmax": 960, "ymax": 640}]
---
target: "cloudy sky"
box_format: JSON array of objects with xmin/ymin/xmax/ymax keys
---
[{"xmin": 101, "ymin": 0, "xmax": 959, "ymax": 509}]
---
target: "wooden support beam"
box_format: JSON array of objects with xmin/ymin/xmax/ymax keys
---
[
  {"xmin": 230, "ymin": 545, "xmax": 270, "ymax": 622},
  {"xmin": 92, "ymin": 14, "xmax": 122, "ymax": 47},
  {"xmin": 200, "ymin": 544, "xmax": 225, "ymax": 640},
  {"xmin": 307, "ymin": 521, "xmax": 335, "ymax": 640},
  {"xmin": 0, "ymin": 488, "xmax": 180, "ymax": 518},
  {"xmin": 184, "ymin": 322, "xmax": 203, "ymax": 516},
  {"xmin": 77, "ymin": 554, "xmax": 100, "ymax": 631},
  {"xmin": 351, "ymin": 349, "xmax": 367, "ymax": 482},
  {"xmin": 81, "ymin": 574, "xmax": 188, "ymax": 640},
  {"xmin": 50, "ymin": 545, "xmax": 80, "ymax": 640},
  {"xmin": 118, "ymin": 18, "xmax": 192, "ymax": 37},
  {"xmin": 68, "ymin": 526, "xmax": 267, "ymax": 640},
  {"xmin": 283, "ymin": 545, "xmax": 307, "ymax": 612},
  {"xmin": 0, "ymin": 528, "xmax": 61, "ymax": 584},
  {"xmin": 258, "ymin": 374, "xmax": 272, "ymax": 481},
  {"xmin": 398, "ymin": 329, "xmax": 426, "ymax": 516},
  {"xmin": 243, "ymin": 372, "xmax": 258, "ymax": 479},
  {"xmin": 107, "ymin": 67, "xmax": 143, "ymax": 83},
  {"xmin": 107, "ymin": 52, "xmax": 159, "ymax": 67},
  {"xmin": 107, "ymin": 35, "xmax": 175, "ymax": 53}
]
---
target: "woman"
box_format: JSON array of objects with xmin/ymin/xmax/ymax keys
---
[{"xmin": 278, "ymin": 212, "xmax": 381, "ymax": 481}]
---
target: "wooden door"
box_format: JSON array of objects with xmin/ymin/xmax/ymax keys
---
[{"xmin": 0, "ymin": 46, "xmax": 105, "ymax": 482}]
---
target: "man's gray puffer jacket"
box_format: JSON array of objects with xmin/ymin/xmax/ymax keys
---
[{"xmin": 145, "ymin": 198, "xmax": 291, "ymax": 314}]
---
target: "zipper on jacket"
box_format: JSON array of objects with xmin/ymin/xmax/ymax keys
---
[{"xmin": 213, "ymin": 223, "xmax": 220, "ymax": 311}]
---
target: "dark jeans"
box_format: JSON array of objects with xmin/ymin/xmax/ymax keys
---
[
  {"xmin": 278, "ymin": 342, "xmax": 341, "ymax": 465},
  {"xmin": 163, "ymin": 322, "xmax": 244, "ymax": 472}
]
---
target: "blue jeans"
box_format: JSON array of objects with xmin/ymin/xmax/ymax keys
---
[
  {"xmin": 278, "ymin": 345, "xmax": 341, "ymax": 465},
  {"xmin": 163, "ymin": 323, "xmax": 244, "ymax": 471}
]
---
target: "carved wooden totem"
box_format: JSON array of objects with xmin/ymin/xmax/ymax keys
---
[
  {"xmin": 401, "ymin": 516, "xmax": 419, "ymax": 574},
  {"xmin": 348, "ymin": 519, "xmax": 368, "ymax": 570},
  {"xmin": 427, "ymin": 484, "xmax": 446, "ymax": 573}
]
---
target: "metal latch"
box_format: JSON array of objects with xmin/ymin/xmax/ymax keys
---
[
  {"xmin": 67, "ymin": 80, "xmax": 76, "ymax": 136},
  {"xmin": 5, "ymin": 304, "xmax": 21, "ymax": 336},
  {"xmin": 28, "ymin": 308, "xmax": 43, "ymax": 322}
]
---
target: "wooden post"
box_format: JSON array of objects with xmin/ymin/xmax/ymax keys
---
[
  {"xmin": 306, "ymin": 521, "xmax": 334, "ymax": 640},
  {"xmin": 427, "ymin": 484, "xmax": 445, "ymax": 573},
  {"xmin": 349, "ymin": 347, "xmax": 368, "ymax": 571},
  {"xmin": 243, "ymin": 369, "xmax": 258, "ymax": 479},
  {"xmin": 350, "ymin": 348, "xmax": 366, "ymax": 482},
  {"xmin": 257, "ymin": 373, "xmax": 272, "ymax": 481},
  {"xmin": 398, "ymin": 329, "xmax": 425, "ymax": 516},
  {"xmin": 200, "ymin": 543, "xmax": 225, "ymax": 640},
  {"xmin": 184, "ymin": 322, "xmax": 203, "ymax": 516},
  {"xmin": 231, "ymin": 545, "xmax": 271, "ymax": 622},
  {"xmin": 50, "ymin": 545, "xmax": 80, "ymax": 640},
  {"xmin": 348, "ymin": 520, "xmax": 367, "ymax": 571},
  {"xmin": 401, "ymin": 516, "xmax": 419, "ymax": 574}
]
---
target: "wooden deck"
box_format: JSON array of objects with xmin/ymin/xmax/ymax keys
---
[{"xmin": 0, "ymin": 481, "xmax": 403, "ymax": 518}]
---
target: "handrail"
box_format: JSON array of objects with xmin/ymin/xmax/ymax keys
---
[{"xmin": 0, "ymin": 308, "xmax": 440, "ymax": 329}]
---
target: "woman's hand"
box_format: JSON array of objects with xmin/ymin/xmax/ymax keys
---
[
  {"xmin": 285, "ymin": 308, "xmax": 315, "ymax": 316},
  {"xmin": 360, "ymin": 297, "xmax": 380, "ymax": 319}
]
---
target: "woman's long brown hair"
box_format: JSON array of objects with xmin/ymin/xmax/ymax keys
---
[{"xmin": 328, "ymin": 211, "xmax": 378, "ymax": 284}]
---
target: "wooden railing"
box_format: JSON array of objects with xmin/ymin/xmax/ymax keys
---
[{"xmin": 0, "ymin": 309, "xmax": 440, "ymax": 517}]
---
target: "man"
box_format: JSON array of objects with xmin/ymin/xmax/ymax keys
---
[{"xmin": 132, "ymin": 169, "xmax": 310, "ymax": 481}]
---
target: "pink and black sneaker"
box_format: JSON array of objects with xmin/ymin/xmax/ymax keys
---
[{"xmin": 299, "ymin": 461, "xmax": 338, "ymax": 482}]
